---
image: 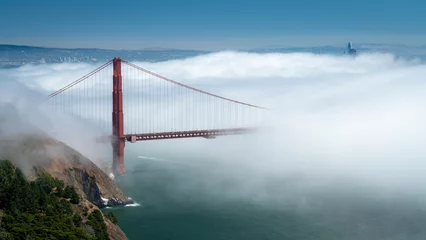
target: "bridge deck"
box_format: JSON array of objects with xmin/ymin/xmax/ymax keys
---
[{"xmin": 96, "ymin": 128, "xmax": 257, "ymax": 143}]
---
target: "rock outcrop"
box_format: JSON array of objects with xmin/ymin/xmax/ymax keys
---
[
  {"xmin": 0, "ymin": 103, "xmax": 132, "ymax": 239},
  {"xmin": 105, "ymin": 217, "xmax": 128, "ymax": 240},
  {"xmin": 0, "ymin": 135, "xmax": 132, "ymax": 240},
  {"xmin": 30, "ymin": 138, "xmax": 134, "ymax": 208},
  {"xmin": 0, "ymin": 106, "xmax": 133, "ymax": 240},
  {"xmin": 77, "ymin": 200, "xmax": 128, "ymax": 240},
  {"xmin": 1, "ymin": 133, "xmax": 134, "ymax": 209}
]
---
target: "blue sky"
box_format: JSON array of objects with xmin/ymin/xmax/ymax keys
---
[{"xmin": 0, "ymin": 0, "xmax": 425, "ymax": 50}]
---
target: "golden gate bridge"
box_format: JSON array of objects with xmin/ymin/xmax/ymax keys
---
[{"xmin": 45, "ymin": 58, "xmax": 267, "ymax": 175}]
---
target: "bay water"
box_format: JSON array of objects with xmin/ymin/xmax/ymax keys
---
[{"xmin": 105, "ymin": 149, "xmax": 426, "ymax": 240}]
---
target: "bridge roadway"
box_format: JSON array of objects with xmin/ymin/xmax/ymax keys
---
[{"xmin": 96, "ymin": 128, "xmax": 257, "ymax": 143}]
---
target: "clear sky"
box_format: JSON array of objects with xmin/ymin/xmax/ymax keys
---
[{"xmin": 0, "ymin": 0, "xmax": 425, "ymax": 50}]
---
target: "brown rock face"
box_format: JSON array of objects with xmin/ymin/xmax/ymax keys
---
[
  {"xmin": 0, "ymin": 103, "xmax": 133, "ymax": 239},
  {"xmin": 76, "ymin": 200, "xmax": 128, "ymax": 240},
  {"xmin": 0, "ymin": 133, "xmax": 133, "ymax": 208},
  {"xmin": 105, "ymin": 218, "xmax": 128, "ymax": 240},
  {"xmin": 31, "ymin": 140, "xmax": 134, "ymax": 208},
  {"xmin": 0, "ymin": 134, "xmax": 132, "ymax": 240}
]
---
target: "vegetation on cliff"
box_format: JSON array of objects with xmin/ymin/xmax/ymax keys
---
[
  {"xmin": 104, "ymin": 212, "xmax": 118, "ymax": 225},
  {"xmin": 0, "ymin": 159, "xmax": 110, "ymax": 239}
]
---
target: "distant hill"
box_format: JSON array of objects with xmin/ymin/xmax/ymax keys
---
[
  {"xmin": 0, "ymin": 44, "xmax": 210, "ymax": 68},
  {"xmin": 1, "ymin": 43, "xmax": 426, "ymax": 68}
]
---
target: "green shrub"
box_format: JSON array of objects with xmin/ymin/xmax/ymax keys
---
[
  {"xmin": 105, "ymin": 212, "xmax": 118, "ymax": 225},
  {"xmin": 63, "ymin": 186, "xmax": 80, "ymax": 204},
  {"xmin": 72, "ymin": 213, "xmax": 82, "ymax": 227},
  {"xmin": 86, "ymin": 210, "xmax": 109, "ymax": 240}
]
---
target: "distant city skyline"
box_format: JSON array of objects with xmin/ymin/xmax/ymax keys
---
[{"xmin": 1, "ymin": 0, "xmax": 425, "ymax": 50}]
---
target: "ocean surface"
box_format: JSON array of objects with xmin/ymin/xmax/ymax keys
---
[{"xmin": 104, "ymin": 151, "xmax": 426, "ymax": 240}]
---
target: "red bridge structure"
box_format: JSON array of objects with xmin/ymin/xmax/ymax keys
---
[{"xmin": 45, "ymin": 58, "xmax": 266, "ymax": 175}]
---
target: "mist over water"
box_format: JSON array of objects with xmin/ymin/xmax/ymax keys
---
[{"xmin": 2, "ymin": 51, "xmax": 426, "ymax": 239}]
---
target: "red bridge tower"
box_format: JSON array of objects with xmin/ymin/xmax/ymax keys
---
[{"xmin": 112, "ymin": 58, "xmax": 125, "ymax": 174}]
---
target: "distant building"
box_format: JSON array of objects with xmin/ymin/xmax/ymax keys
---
[{"xmin": 344, "ymin": 42, "xmax": 357, "ymax": 55}]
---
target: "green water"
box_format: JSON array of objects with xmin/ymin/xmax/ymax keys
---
[{"xmin": 105, "ymin": 155, "xmax": 426, "ymax": 240}]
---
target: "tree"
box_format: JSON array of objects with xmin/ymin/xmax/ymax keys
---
[
  {"xmin": 72, "ymin": 214, "xmax": 82, "ymax": 227},
  {"xmin": 87, "ymin": 210, "xmax": 109, "ymax": 240},
  {"xmin": 63, "ymin": 186, "xmax": 80, "ymax": 204},
  {"xmin": 0, "ymin": 160, "xmax": 17, "ymax": 210},
  {"xmin": 105, "ymin": 212, "xmax": 118, "ymax": 225},
  {"xmin": 34, "ymin": 172, "xmax": 56, "ymax": 194}
]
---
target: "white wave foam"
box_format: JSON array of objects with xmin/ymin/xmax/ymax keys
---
[
  {"xmin": 100, "ymin": 196, "xmax": 109, "ymax": 206},
  {"xmin": 125, "ymin": 202, "xmax": 141, "ymax": 207}
]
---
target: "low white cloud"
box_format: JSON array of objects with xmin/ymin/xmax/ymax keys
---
[
  {"xmin": 2, "ymin": 51, "xmax": 426, "ymax": 197},
  {"xmin": 138, "ymin": 51, "xmax": 416, "ymax": 80},
  {"xmin": 128, "ymin": 51, "xmax": 426, "ymax": 193}
]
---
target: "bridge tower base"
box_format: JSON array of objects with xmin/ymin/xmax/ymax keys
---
[{"xmin": 112, "ymin": 58, "xmax": 126, "ymax": 175}]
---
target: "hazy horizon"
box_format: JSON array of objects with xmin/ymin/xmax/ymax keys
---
[{"xmin": 2, "ymin": 39, "xmax": 426, "ymax": 52}]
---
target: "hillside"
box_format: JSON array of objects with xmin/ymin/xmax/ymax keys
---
[
  {"xmin": 2, "ymin": 43, "xmax": 426, "ymax": 69},
  {"xmin": 0, "ymin": 159, "xmax": 125, "ymax": 239},
  {"xmin": 0, "ymin": 44, "xmax": 208, "ymax": 67},
  {"xmin": 0, "ymin": 104, "xmax": 131, "ymax": 239}
]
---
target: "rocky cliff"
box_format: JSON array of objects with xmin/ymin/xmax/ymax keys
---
[
  {"xmin": 30, "ymin": 137, "xmax": 134, "ymax": 208},
  {"xmin": 0, "ymin": 134, "xmax": 132, "ymax": 240},
  {"xmin": 0, "ymin": 103, "xmax": 132, "ymax": 239},
  {"xmin": 1, "ymin": 133, "xmax": 134, "ymax": 208}
]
